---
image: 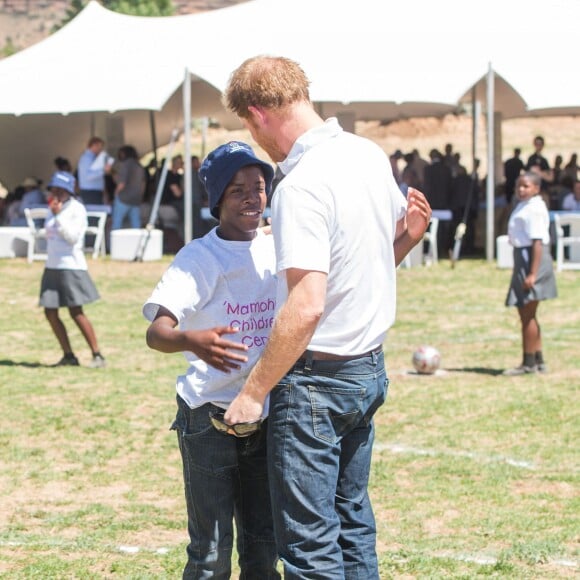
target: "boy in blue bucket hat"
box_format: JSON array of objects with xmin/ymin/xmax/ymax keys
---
[{"xmin": 143, "ymin": 142, "xmax": 280, "ymax": 578}]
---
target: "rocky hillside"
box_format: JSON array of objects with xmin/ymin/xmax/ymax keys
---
[{"xmin": 0, "ymin": 0, "xmax": 245, "ymax": 55}]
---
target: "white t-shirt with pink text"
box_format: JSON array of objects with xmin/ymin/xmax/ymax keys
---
[{"xmin": 143, "ymin": 228, "xmax": 276, "ymax": 411}]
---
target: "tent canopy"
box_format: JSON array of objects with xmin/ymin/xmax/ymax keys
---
[{"xmin": 0, "ymin": 0, "xmax": 579, "ymax": 190}]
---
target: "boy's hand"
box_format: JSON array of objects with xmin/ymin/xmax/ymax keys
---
[{"xmin": 187, "ymin": 326, "xmax": 248, "ymax": 372}]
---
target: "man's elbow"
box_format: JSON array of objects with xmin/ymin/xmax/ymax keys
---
[{"xmin": 299, "ymin": 302, "xmax": 324, "ymax": 329}]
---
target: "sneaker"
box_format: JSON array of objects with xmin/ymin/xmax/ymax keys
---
[
  {"xmin": 536, "ymin": 362, "xmax": 548, "ymax": 373},
  {"xmin": 502, "ymin": 364, "xmax": 537, "ymax": 376},
  {"xmin": 54, "ymin": 354, "xmax": 79, "ymax": 367},
  {"xmin": 89, "ymin": 354, "xmax": 106, "ymax": 368}
]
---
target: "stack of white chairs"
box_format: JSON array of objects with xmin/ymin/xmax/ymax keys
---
[
  {"xmin": 24, "ymin": 207, "xmax": 49, "ymax": 263},
  {"xmin": 84, "ymin": 211, "xmax": 108, "ymax": 259},
  {"xmin": 401, "ymin": 217, "xmax": 440, "ymax": 268},
  {"xmin": 554, "ymin": 213, "xmax": 580, "ymax": 272}
]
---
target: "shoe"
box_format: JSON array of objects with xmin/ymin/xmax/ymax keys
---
[
  {"xmin": 54, "ymin": 354, "xmax": 79, "ymax": 367},
  {"xmin": 89, "ymin": 354, "xmax": 106, "ymax": 368},
  {"xmin": 536, "ymin": 362, "xmax": 548, "ymax": 373},
  {"xmin": 502, "ymin": 364, "xmax": 537, "ymax": 376}
]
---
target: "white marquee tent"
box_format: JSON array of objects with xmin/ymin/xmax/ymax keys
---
[{"xmin": 0, "ymin": 0, "xmax": 578, "ymax": 252}]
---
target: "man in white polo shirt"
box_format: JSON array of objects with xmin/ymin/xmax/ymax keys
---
[{"xmin": 223, "ymin": 55, "xmax": 431, "ymax": 579}]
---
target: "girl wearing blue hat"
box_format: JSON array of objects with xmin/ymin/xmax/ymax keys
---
[
  {"xmin": 143, "ymin": 142, "xmax": 280, "ymax": 578},
  {"xmin": 39, "ymin": 171, "xmax": 105, "ymax": 368}
]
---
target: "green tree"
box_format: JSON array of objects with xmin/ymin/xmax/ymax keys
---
[
  {"xmin": 55, "ymin": 0, "xmax": 174, "ymax": 31},
  {"xmin": 0, "ymin": 37, "xmax": 18, "ymax": 59},
  {"xmin": 105, "ymin": 0, "xmax": 175, "ymax": 16}
]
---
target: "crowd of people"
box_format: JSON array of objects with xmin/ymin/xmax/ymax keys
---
[
  {"xmin": 386, "ymin": 136, "xmax": 580, "ymax": 257},
  {"xmin": 1, "ymin": 130, "xmax": 578, "ymax": 258},
  {"xmin": 503, "ymin": 136, "xmax": 579, "ymax": 209},
  {"xmin": 0, "ymin": 140, "xmax": 212, "ymax": 253}
]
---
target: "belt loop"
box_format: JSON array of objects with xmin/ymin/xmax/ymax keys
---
[
  {"xmin": 304, "ymin": 350, "xmax": 314, "ymax": 371},
  {"xmin": 371, "ymin": 348, "xmax": 378, "ymax": 364}
]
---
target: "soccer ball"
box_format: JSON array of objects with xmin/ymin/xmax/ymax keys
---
[{"xmin": 412, "ymin": 345, "xmax": 441, "ymax": 374}]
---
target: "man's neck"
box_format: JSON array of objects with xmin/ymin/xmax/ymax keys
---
[{"xmin": 276, "ymin": 102, "xmax": 324, "ymax": 157}]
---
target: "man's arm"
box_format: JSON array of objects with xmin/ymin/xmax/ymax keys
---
[
  {"xmin": 394, "ymin": 187, "xmax": 432, "ymax": 266},
  {"xmin": 224, "ymin": 269, "xmax": 327, "ymax": 424}
]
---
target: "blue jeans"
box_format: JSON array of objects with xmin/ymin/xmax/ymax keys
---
[
  {"xmin": 172, "ymin": 397, "xmax": 280, "ymax": 580},
  {"xmin": 267, "ymin": 350, "xmax": 388, "ymax": 579},
  {"xmin": 111, "ymin": 197, "xmax": 141, "ymax": 230},
  {"xmin": 79, "ymin": 189, "xmax": 104, "ymax": 205}
]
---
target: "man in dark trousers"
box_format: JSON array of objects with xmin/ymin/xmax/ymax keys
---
[
  {"xmin": 504, "ymin": 147, "xmax": 524, "ymax": 204},
  {"xmin": 424, "ymin": 148, "xmax": 453, "ymax": 256}
]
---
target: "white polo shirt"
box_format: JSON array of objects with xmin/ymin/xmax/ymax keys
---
[
  {"xmin": 273, "ymin": 118, "xmax": 406, "ymax": 355},
  {"xmin": 508, "ymin": 195, "xmax": 551, "ymax": 247}
]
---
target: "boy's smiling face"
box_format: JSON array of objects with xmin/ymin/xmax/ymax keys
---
[{"xmin": 216, "ymin": 165, "xmax": 267, "ymax": 241}]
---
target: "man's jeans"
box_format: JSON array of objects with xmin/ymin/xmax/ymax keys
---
[
  {"xmin": 172, "ymin": 397, "xmax": 280, "ymax": 579},
  {"xmin": 267, "ymin": 350, "xmax": 388, "ymax": 580},
  {"xmin": 111, "ymin": 197, "xmax": 141, "ymax": 230}
]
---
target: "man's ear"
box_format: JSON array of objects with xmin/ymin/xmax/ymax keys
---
[{"xmin": 248, "ymin": 105, "xmax": 266, "ymax": 124}]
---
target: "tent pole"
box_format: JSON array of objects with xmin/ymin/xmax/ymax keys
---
[
  {"xmin": 183, "ymin": 67, "xmax": 192, "ymax": 243},
  {"xmin": 201, "ymin": 116, "xmax": 208, "ymax": 159},
  {"xmin": 136, "ymin": 127, "xmax": 180, "ymax": 261},
  {"xmin": 485, "ymin": 63, "xmax": 495, "ymax": 263},
  {"xmin": 147, "ymin": 128, "xmax": 180, "ymax": 229},
  {"xmin": 149, "ymin": 110, "xmax": 158, "ymax": 168},
  {"xmin": 471, "ymin": 86, "xmax": 477, "ymax": 171}
]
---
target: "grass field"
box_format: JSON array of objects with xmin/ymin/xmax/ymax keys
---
[{"xmin": 0, "ymin": 255, "xmax": 578, "ymax": 578}]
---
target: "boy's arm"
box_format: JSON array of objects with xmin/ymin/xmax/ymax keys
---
[{"xmin": 146, "ymin": 306, "xmax": 249, "ymax": 373}]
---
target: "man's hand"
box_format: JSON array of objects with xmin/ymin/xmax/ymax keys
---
[
  {"xmin": 394, "ymin": 188, "xmax": 432, "ymax": 266},
  {"xmin": 406, "ymin": 187, "xmax": 432, "ymax": 241},
  {"xmin": 224, "ymin": 389, "xmax": 265, "ymax": 425}
]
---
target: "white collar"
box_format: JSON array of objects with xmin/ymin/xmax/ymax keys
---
[{"xmin": 279, "ymin": 117, "xmax": 343, "ymax": 175}]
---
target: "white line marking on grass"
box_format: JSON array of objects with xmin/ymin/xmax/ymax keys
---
[
  {"xmin": 435, "ymin": 551, "xmax": 498, "ymax": 565},
  {"xmin": 2, "ymin": 540, "xmax": 576, "ymax": 568},
  {"xmin": 401, "ymin": 369, "xmax": 448, "ymax": 377},
  {"xmin": 375, "ymin": 442, "xmax": 536, "ymax": 469},
  {"xmin": 118, "ymin": 545, "xmax": 169, "ymax": 555},
  {"xmin": 434, "ymin": 552, "xmax": 577, "ymax": 568},
  {"xmin": 0, "ymin": 540, "xmax": 168, "ymax": 556}
]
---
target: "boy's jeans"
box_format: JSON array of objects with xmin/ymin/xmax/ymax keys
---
[{"xmin": 172, "ymin": 397, "xmax": 280, "ymax": 579}]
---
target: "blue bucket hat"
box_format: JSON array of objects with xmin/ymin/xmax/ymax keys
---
[
  {"xmin": 47, "ymin": 171, "xmax": 76, "ymax": 194},
  {"xmin": 199, "ymin": 141, "xmax": 274, "ymax": 219}
]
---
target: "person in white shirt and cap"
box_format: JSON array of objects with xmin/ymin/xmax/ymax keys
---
[{"xmin": 39, "ymin": 170, "xmax": 105, "ymax": 368}]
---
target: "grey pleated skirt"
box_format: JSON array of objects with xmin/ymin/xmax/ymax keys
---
[
  {"xmin": 505, "ymin": 245, "xmax": 557, "ymax": 307},
  {"xmin": 39, "ymin": 268, "xmax": 100, "ymax": 308}
]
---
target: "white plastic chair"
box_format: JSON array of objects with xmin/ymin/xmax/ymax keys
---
[
  {"xmin": 423, "ymin": 216, "xmax": 439, "ymax": 265},
  {"xmin": 554, "ymin": 213, "xmax": 580, "ymax": 272},
  {"xmin": 23, "ymin": 207, "xmax": 49, "ymax": 263},
  {"xmin": 84, "ymin": 211, "xmax": 108, "ymax": 258},
  {"xmin": 401, "ymin": 217, "xmax": 439, "ymax": 268}
]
